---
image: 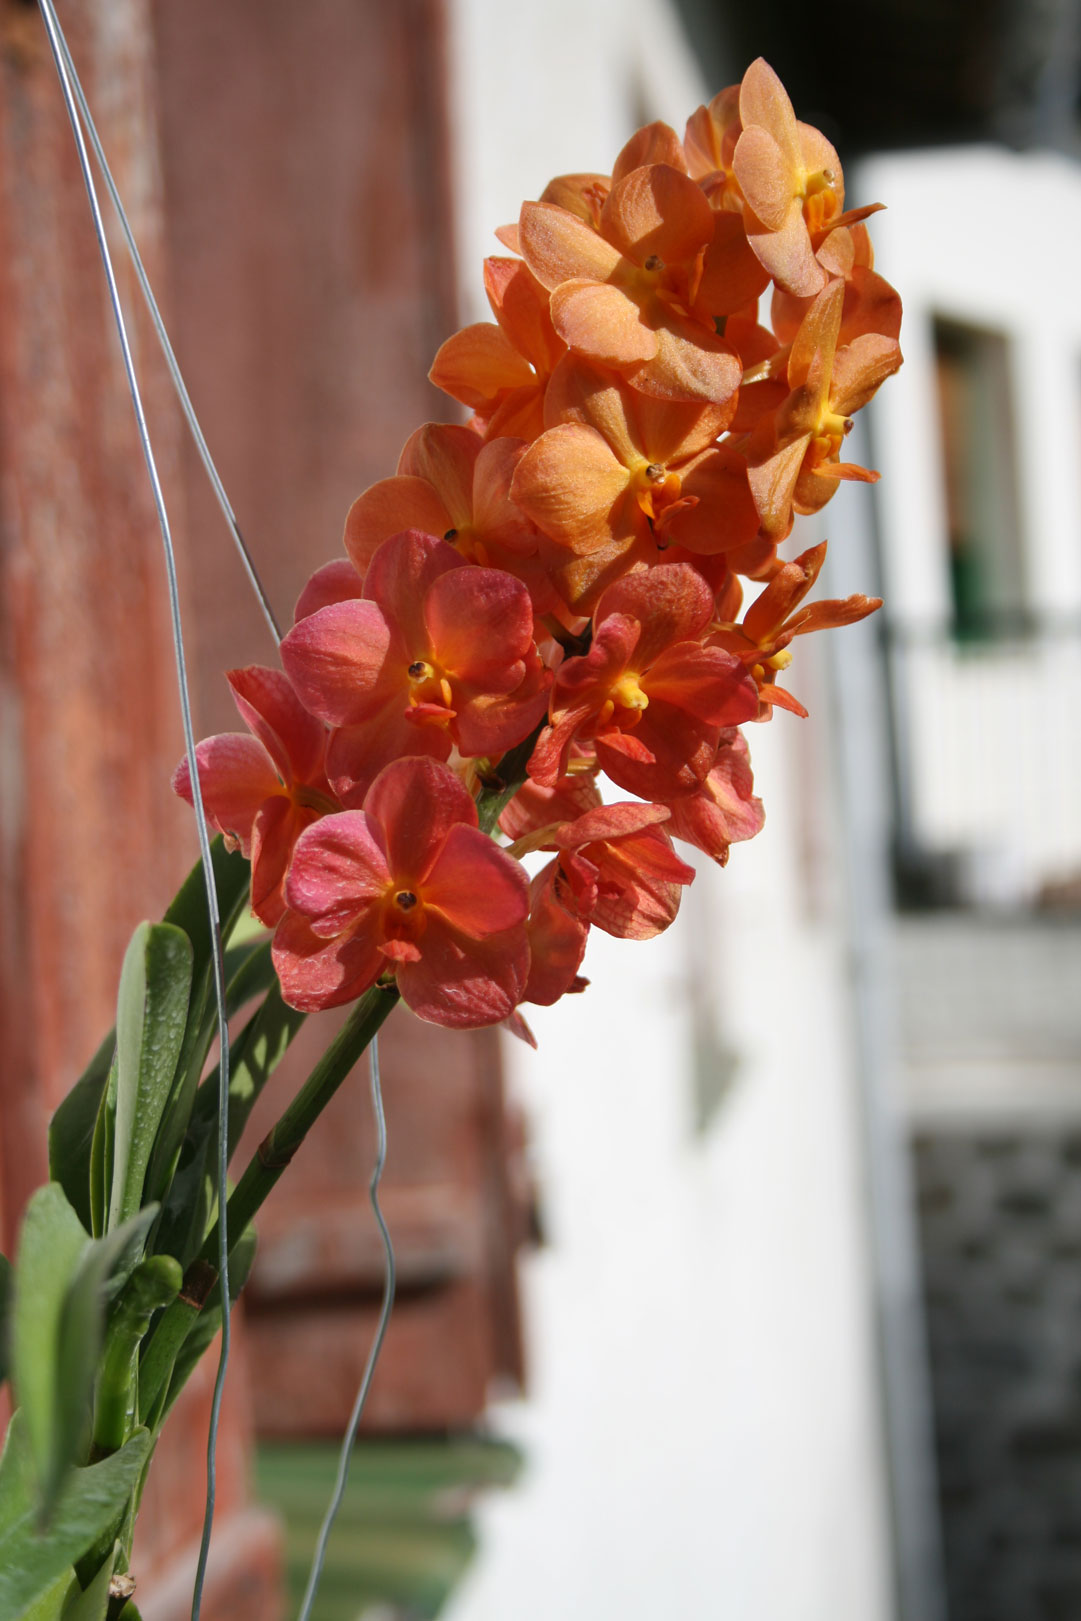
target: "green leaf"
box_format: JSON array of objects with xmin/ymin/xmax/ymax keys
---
[
  {"xmin": 48, "ymin": 1034, "xmax": 115, "ymax": 1236},
  {"xmin": 12, "ymin": 1192, "xmax": 155, "ymax": 1520},
  {"xmin": 163, "ymin": 837, "xmax": 250, "ymax": 971},
  {"xmin": 56, "ymin": 1210, "xmax": 161, "ymax": 1478},
  {"xmin": 88, "ymin": 1058, "xmax": 117, "ymax": 1243},
  {"xmin": 107, "ymin": 924, "xmax": 193, "ymax": 1234},
  {"xmin": 142, "ymin": 842, "xmax": 253, "ymax": 1209},
  {"xmin": 49, "ymin": 839, "xmax": 250, "ymax": 1241},
  {"xmin": 1, "ymin": 1251, "xmax": 12, "ymax": 1385},
  {"xmin": 12, "ymin": 1188, "xmax": 90, "ymax": 1510},
  {"xmin": 21, "ymin": 1569, "xmax": 77, "ymax": 1621},
  {"xmin": 222, "ymin": 936, "xmax": 276, "ymax": 1012},
  {"xmin": 59, "ymin": 1546, "xmax": 116, "ymax": 1621},
  {"xmin": 0, "ymin": 1414, "xmax": 148, "ymax": 1619}
]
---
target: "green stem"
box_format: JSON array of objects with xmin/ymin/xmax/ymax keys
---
[
  {"xmin": 139, "ymin": 981, "xmax": 399, "ymax": 1421},
  {"xmin": 476, "ymin": 722, "xmax": 545, "ymax": 834},
  {"xmin": 93, "ymin": 1256, "xmax": 183, "ymax": 1455}
]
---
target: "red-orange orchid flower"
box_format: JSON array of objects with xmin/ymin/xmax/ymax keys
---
[
  {"xmin": 530, "ymin": 562, "xmax": 758, "ymax": 799},
  {"xmin": 173, "ymin": 666, "xmax": 338, "ymax": 926},
  {"xmin": 281, "ymin": 529, "xmax": 551, "ymax": 802},
  {"xmin": 664, "ymin": 729, "xmax": 765, "ymax": 863},
  {"xmin": 273, "ymin": 757, "xmax": 530, "ymax": 1025},
  {"xmin": 343, "ymin": 421, "xmax": 558, "ymax": 613}
]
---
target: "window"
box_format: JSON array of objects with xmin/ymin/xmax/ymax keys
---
[{"xmin": 933, "ymin": 317, "xmax": 1025, "ymax": 637}]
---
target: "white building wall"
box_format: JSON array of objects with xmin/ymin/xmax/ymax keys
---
[
  {"xmin": 441, "ymin": 10, "xmax": 895, "ymax": 1619},
  {"xmin": 857, "ymin": 148, "xmax": 1081, "ymax": 898}
]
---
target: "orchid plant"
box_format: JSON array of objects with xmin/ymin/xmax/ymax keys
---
[{"xmin": 0, "ymin": 58, "xmax": 901, "ymax": 1619}]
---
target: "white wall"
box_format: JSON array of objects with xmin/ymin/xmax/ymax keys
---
[
  {"xmin": 441, "ymin": 9, "xmax": 895, "ymax": 1618},
  {"xmin": 858, "ymin": 148, "xmax": 1081, "ymax": 897}
]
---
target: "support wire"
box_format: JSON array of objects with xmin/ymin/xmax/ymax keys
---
[
  {"xmin": 49, "ymin": 15, "xmax": 282, "ymax": 647},
  {"xmin": 35, "ymin": 6, "xmax": 233, "ymax": 1616},
  {"xmin": 296, "ymin": 1035, "xmax": 395, "ymax": 1621}
]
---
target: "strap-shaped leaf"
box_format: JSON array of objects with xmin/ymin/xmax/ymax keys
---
[
  {"xmin": 107, "ymin": 923, "xmax": 193, "ymax": 1234},
  {"xmin": 0, "ymin": 1251, "xmax": 11, "ymax": 1386},
  {"xmin": 59, "ymin": 1545, "xmax": 116, "ymax": 1621},
  {"xmin": 163, "ymin": 835, "xmax": 250, "ymax": 971},
  {"xmin": 86, "ymin": 1056, "xmax": 116, "ymax": 1243},
  {"xmin": 12, "ymin": 1188, "xmax": 88, "ymax": 1510},
  {"xmin": 48, "ymin": 1034, "xmax": 114, "ymax": 1236},
  {"xmin": 20, "ymin": 1569, "xmax": 75, "ymax": 1621},
  {"xmin": 48, "ymin": 838, "xmax": 249, "ymax": 1241},
  {"xmin": 0, "ymin": 1413, "xmax": 148, "ymax": 1619},
  {"xmin": 142, "ymin": 842, "xmax": 253, "ymax": 1208},
  {"xmin": 51, "ymin": 1209, "xmax": 162, "ymax": 1494}
]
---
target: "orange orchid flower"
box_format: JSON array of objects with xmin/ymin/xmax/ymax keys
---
[
  {"xmin": 518, "ymin": 163, "xmax": 742, "ymax": 404},
  {"xmin": 733, "ymin": 58, "xmax": 879, "ymax": 298},
  {"xmin": 744, "ymin": 278, "xmax": 902, "ymax": 537},
  {"xmin": 343, "ymin": 421, "xmax": 560, "ymax": 613},
  {"xmin": 710, "ymin": 540, "xmax": 881, "ymax": 714},
  {"xmin": 529, "ymin": 562, "xmax": 758, "ymax": 799},
  {"xmin": 429, "ymin": 257, "xmax": 564, "ymax": 443},
  {"xmin": 511, "ymin": 356, "xmax": 758, "ymax": 611},
  {"xmin": 771, "ymin": 222, "xmax": 902, "ymax": 349}
]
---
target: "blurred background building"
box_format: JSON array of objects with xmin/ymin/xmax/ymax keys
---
[{"xmin": 2, "ymin": 0, "xmax": 1080, "ymax": 1618}]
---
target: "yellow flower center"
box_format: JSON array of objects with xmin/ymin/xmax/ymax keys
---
[
  {"xmin": 406, "ymin": 658, "xmax": 455, "ymax": 721},
  {"xmin": 631, "ymin": 460, "xmax": 682, "ymax": 524},
  {"xmin": 597, "ymin": 672, "xmax": 649, "ymax": 730}
]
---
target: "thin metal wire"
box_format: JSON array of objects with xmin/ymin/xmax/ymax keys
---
[
  {"xmin": 34, "ymin": 8, "xmax": 233, "ymax": 1617},
  {"xmin": 296, "ymin": 1035, "xmax": 395, "ymax": 1621},
  {"xmin": 49, "ymin": 18, "xmax": 282, "ymax": 647}
]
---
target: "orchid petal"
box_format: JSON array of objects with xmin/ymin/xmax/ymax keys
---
[
  {"xmin": 250, "ymin": 795, "xmax": 315, "ymax": 927},
  {"xmin": 281, "ymin": 599, "xmax": 392, "ymax": 727},
  {"xmin": 295, "ymin": 559, "xmax": 364, "ymax": 621},
  {"xmin": 518, "ymin": 201, "xmax": 622, "ymax": 290},
  {"xmin": 601, "ymin": 164, "xmax": 714, "ymax": 265},
  {"xmin": 272, "ymin": 909, "xmax": 386, "ymax": 1013},
  {"xmin": 344, "ymin": 476, "xmax": 450, "ymax": 577},
  {"xmin": 612, "ymin": 123, "xmax": 687, "ymax": 181},
  {"xmin": 227, "ymin": 665, "xmax": 325, "ymax": 786},
  {"xmin": 364, "ymin": 756, "xmax": 477, "ymax": 884},
  {"xmin": 512, "ymin": 423, "xmax": 632, "ymax": 555},
  {"xmin": 523, "ymin": 865, "xmax": 590, "ymax": 1006},
  {"xmin": 550, "ymin": 279, "xmax": 658, "ymax": 367},
  {"xmin": 285, "ymin": 809, "xmax": 390, "ymax": 935},
  {"xmin": 172, "ymin": 735, "xmax": 281, "ymax": 853},
  {"xmin": 429, "ymin": 322, "xmax": 535, "ymax": 410},
  {"xmin": 397, "ymin": 919, "xmax": 529, "ymax": 1029},
  {"xmin": 422, "ymin": 823, "xmax": 529, "ymax": 938}
]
